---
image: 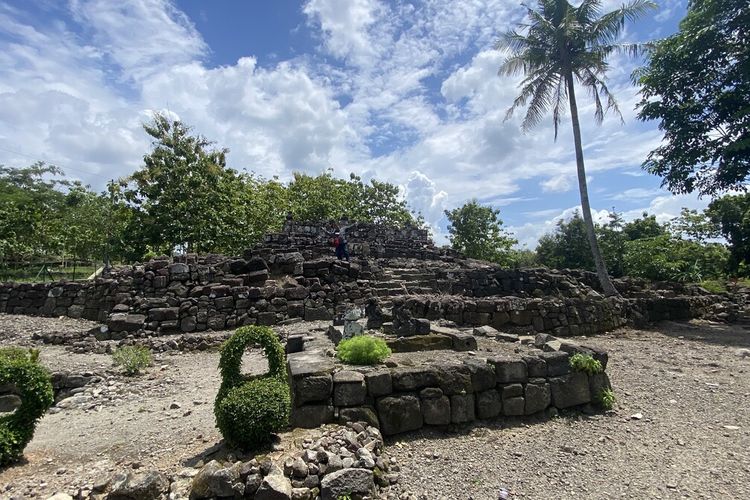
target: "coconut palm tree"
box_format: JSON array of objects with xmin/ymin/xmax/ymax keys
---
[{"xmin": 497, "ymin": 0, "xmax": 654, "ymax": 296}]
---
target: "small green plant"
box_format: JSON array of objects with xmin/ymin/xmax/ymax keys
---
[
  {"xmin": 112, "ymin": 345, "xmax": 152, "ymax": 375},
  {"xmin": 700, "ymin": 280, "xmax": 727, "ymax": 294},
  {"xmin": 569, "ymin": 353, "xmax": 603, "ymax": 374},
  {"xmin": 596, "ymin": 388, "xmax": 616, "ymax": 410},
  {"xmin": 337, "ymin": 494, "xmax": 353, "ymax": 500},
  {"xmin": 0, "ymin": 346, "xmax": 54, "ymax": 466},
  {"xmin": 336, "ymin": 335, "xmax": 392, "ymax": 365},
  {"xmin": 214, "ymin": 326, "xmax": 290, "ymax": 449}
]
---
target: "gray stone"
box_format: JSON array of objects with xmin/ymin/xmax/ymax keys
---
[
  {"xmin": 588, "ymin": 372, "xmax": 612, "ymax": 400},
  {"xmin": 291, "ymin": 405, "xmax": 334, "ymax": 428},
  {"xmin": 189, "ymin": 460, "xmax": 244, "ymax": 499},
  {"xmin": 549, "ymin": 372, "xmax": 591, "ymax": 408},
  {"xmin": 523, "ymin": 356, "xmax": 547, "ymax": 378},
  {"xmin": 180, "ymin": 316, "xmax": 197, "ymax": 332},
  {"xmin": 476, "ymin": 389, "xmax": 502, "ymax": 419},
  {"xmin": 320, "ymin": 468, "xmax": 374, "ymax": 500},
  {"xmin": 420, "ymin": 388, "xmax": 450, "ymax": 425},
  {"xmin": 365, "ymin": 370, "xmax": 392, "ymax": 397},
  {"xmin": 148, "ymin": 307, "xmax": 178, "ymax": 322},
  {"xmin": 305, "ymin": 306, "xmax": 331, "ymax": 321},
  {"xmin": 0, "ymin": 394, "xmax": 21, "ymax": 413},
  {"xmin": 376, "ymin": 394, "xmax": 422, "ymax": 435},
  {"xmin": 168, "ymin": 262, "xmax": 189, "ymax": 275},
  {"xmin": 463, "ymin": 359, "xmax": 496, "ymax": 392},
  {"xmin": 108, "ymin": 313, "xmax": 146, "ymax": 332},
  {"xmin": 496, "ymin": 332, "xmax": 520, "ymax": 343},
  {"xmin": 286, "ymin": 335, "xmax": 305, "ymax": 354},
  {"xmin": 525, "ymin": 381, "xmax": 551, "ymax": 415},
  {"xmin": 503, "ymin": 396, "xmax": 525, "ymax": 416},
  {"xmin": 107, "ymin": 470, "xmax": 169, "ymax": 500},
  {"xmin": 338, "ymin": 406, "xmax": 379, "ymax": 428},
  {"xmin": 333, "ymin": 371, "xmax": 367, "ymax": 407},
  {"xmin": 540, "ymin": 351, "xmax": 570, "ymax": 376},
  {"xmin": 392, "ymin": 367, "xmax": 439, "ymax": 391},
  {"xmin": 450, "ymin": 393, "xmax": 475, "ymax": 423},
  {"xmin": 255, "ymin": 473, "xmax": 293, "ymax": 500},
  {"xmin": 473, "ymin": 325, "xmax": 499, "ymax": 336},
  {"xmin": 501, "ymin": 383, "xmax": 523, "ymax": 399},
  {"xmin": 245, "ymin": 474, "xmax": 263, "ymax": 496},
  {"xmin": 491, "ymin": 357, "xmax": 528, "ymax": 383},
  {"xmin": 437, "ymin": 364, "xmax": 473, "ymax": 395},
  {"xmin": 294, "ymin": 375, "xmax": 332, "ymax": 406}
]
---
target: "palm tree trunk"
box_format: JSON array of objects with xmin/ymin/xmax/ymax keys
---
[{"xmin": 565, "ymin": 71, "xmax": 619, "ymax": 297}]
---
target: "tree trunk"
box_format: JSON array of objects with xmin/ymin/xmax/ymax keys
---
[{"xmin": 565, "ymin": 71, "xmax": 619, "ymax": 297}]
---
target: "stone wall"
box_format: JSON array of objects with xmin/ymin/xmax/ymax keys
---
[
  {"xmin": 0, "ymin": 256, "xmax": 377, "ymax": 337},
  {"xmin": 251, "ymin": 218, "xmax": 453, "ymax": 261},
  {"xmin": 388, "ymin": 294, "xmax": 729, "ymax": 336},
  {"xmin": 287, "ymin": 340, "xmax": 612, "ymax": 436}
]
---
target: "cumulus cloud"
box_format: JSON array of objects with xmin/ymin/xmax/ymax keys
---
[{"xmin": 0, "ymin": 0, "xmax": 690, "ymax": 249}]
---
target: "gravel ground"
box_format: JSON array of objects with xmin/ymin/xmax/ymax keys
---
[
  {"xmin": 1, "ymin": 315, "xmax": 749, "ymax": 499},
  {"xmin": 387, "ymin": 320, "xmax": 750, "ymax": 500}
]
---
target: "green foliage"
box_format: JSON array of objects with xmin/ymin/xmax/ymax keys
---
[
  {"xmin": 336, "ymin": 336, "xmax": 392, "ymax": 365},
  {"xmin": 671, "ymin": 208, "xmax": 720, "ymax": 243},
  {"xmin": 537, "ymin": 212, "xmax": 594, "ymax": 271},
  {"xmin": 700, "ymin": 280, "xmax": 727, "ymax": 294},
  {"xmin": 623, "ymin": 235, "xmax": 729, "ymax": 282},
  {"xmin": 636, "ymin": 0, "xmax": 750, "ymax": 196},
  {"xmin": 215, "ymin": 326, "xmax": 290, "ymax": 449},
  {"xmin": 214, "ymin": 377, "xmax": 290, "ymax": 450},
  {"xmin": 596, "ymin": 388, "xmax": 616, "ymax": 410},
  {"xmin": 536, "ymin": 210, "xmax": 729, "ymax": 282},
  {"xmin": 569, "ymin": 353, "xmax": 603, "ymax": 374},
  {"xmin": 444, "ymin": 200, "xmax": 517, "ymax": 265},
  {"xmin": 112, "ymin": 346, "xmax": 153, "ymax": 376},
  {"xmin": 706, "ymin": 194, "xmax": 750, "ymax": 275},
  {"xmin": 0, "ymin": 346, "xmax": 54, "ymax": 466}
]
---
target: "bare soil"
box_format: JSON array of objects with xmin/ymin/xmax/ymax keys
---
[{"xmin": 1, "ymin": 315, "xmax": 749, "ymax": 499}]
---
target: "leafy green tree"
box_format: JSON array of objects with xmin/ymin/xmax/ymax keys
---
[
  {"xmin": 536, "ymin": 212, "xmax": 595, "ymax": 271},
  {"xmin": 286, "ymin": 171, "xmax": 413, "ymax": 227},
  {"xmin": 635, "ymin": 0, "xmax": 750, "ymax": 196},
  {"xmin": 60, "ymin": 185, "xmax": 111, "ymax": 265},
  {"xmin": 120, "ymin": 114, "xmax": 237, "ymax": 254},
  {"xmin": 497, "ymin": 0, "xmax": 654, "ymax": 296},
  {"xmin": 0, "ymin": 163, "xmax": 68, "ymax": 263},
  {"xmin": 622, "ymin": 212, "xmax": 668, "ymax": 241},
  {"xmin": 444, "ymin": 200, "xmax": 517, "ymax": 265},
  {"xmin": 623, "ymin": 235, "xmax": 728, "ymax": 282},
  {"xmin": 705, "ymin": 194, "xmax": 750, "ymax": 274},
  {"xmin": 671, "ymin": 208, "xmax": 720, "ymax": 242}
]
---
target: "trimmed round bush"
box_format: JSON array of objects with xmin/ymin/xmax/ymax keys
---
[
  {"xmin": 0, "ymin": 347, "xmax": 54, "ymax": 466},
  {"xmin": 214, "ymin": 378, "xmax": 291, "ymax": 448},
  {"xmin": 336, "ymin": 335, "xmax": 392, "ymax": 365},
  {"xmin": 214, "ymin": 326, "xmax": 290, "ymax": 449}
]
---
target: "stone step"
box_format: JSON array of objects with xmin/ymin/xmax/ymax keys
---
[
  {"xmin": 375, "ymin": 288, "xmax": 405, "ymax": 297},
  {"xmin": 371, "ymin": 280, "xmax": 406, "ymax": 289}
]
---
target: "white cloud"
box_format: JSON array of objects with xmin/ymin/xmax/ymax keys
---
[{"xmin": 0, "ymin": 0, "xmax": 691, "ymax": 250}]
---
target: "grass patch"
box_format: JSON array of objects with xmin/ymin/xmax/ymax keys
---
[
  {"xmin": 596, "ymin": 388, "xmax": 616, "ymax": 410},
  {"xmin": 569, "ymin": 353, "xmax": 603, "ymax": 374},
  {"xmin": 112, "ymin": 345, "xmax": 152, "ymax": 375},
  {"xmin": 337, "ymin": 335, "xmax": 392, "ymax": 365}
]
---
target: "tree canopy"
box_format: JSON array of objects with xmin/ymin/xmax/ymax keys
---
[
  {"xmin": 636, "ymin": 0, "xmax": 750, "ymax": 196},
  {"xmin": 444, "ymin": 200, "xmax": 517, "ymax": 265}
]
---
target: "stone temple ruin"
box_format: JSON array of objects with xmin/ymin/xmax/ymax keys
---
[{"xmin": 0, "ymin": 218, "xmax": 743, "ymax": 435}]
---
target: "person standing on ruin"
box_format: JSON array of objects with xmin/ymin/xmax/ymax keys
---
[{"xmin": 335, "ymin": 218, "xmax": 351, "ymax": 261}]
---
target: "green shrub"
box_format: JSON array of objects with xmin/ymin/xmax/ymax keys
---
[
  {"xmin": 336, "ymin": 335, "xmax": 391, "ymax": 365},
  {"xmin": 700, "ymin": 280, "xmax": 727, "ymax": 294},
  {"xmin": 112, "ymin": 345, "xmax": 152, "ymax": 375},
  {"xmin": 569, "ymin": 353, "xmax": 603, "ymax": 374},
  {"xmin": 214, "ymin": 377, "xmax": 290, "ymax": 449},
  {"xmin": 596, "ymin": 388, "xmax": 616, "ymax": 410},
  {"xmin": 214, "ymin": 326, "xmax": 290, "ymax": 449},
  {"xmin": 0, "ymin": 347, "xmax": 54, "ymax": 466}
]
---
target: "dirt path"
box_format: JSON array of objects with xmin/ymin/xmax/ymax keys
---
[{"xmin": 1, "ymin": 316, "xmax": 749, "ymax": 499}]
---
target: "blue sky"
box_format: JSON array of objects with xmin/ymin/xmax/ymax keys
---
[{"xmin": 0, "ymin": 0, "xmax": 702, "ymax": 246}]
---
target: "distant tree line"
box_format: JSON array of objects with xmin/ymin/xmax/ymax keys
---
[{"xmin": 0, "ymin": 114, "xmax": 418, "ymax": 267}]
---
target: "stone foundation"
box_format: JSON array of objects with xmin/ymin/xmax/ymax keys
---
[{"xmin": 287, "ymin": 338, "xmax": 611, "ymax": 436}]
